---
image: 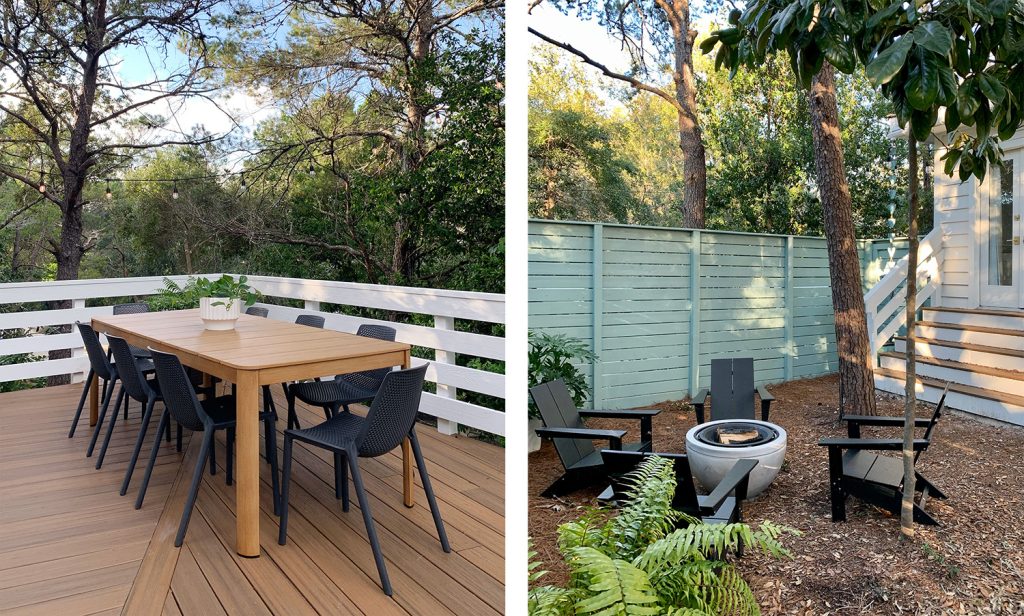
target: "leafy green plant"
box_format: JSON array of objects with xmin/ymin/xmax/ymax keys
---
[
  {"xmin": 147, "ymin": 275, "xmax": 259, "ymax": 312},
  {"xmin": 528, "ymin": 330, "xmax": 597, "ymax": 419},
  {"xmin": 529, "ymin": 456, "xmax": 798, "ymax": 616}
]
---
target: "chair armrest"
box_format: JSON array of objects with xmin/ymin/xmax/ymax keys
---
[
  {"xmin": 536, "ymin": 426, "xmax": 627, "ymax": 445},
  {"xmin": 817, "ymin": 438, "xmax": 930, "ymax": 451},
  {"xmin": 579, "ymin": 408, "xmax": 661, "ymax": 419},
  {"xmin": 692, "ymin": 389, "xmax": 709, "ymax": 423},
  {"xmin": 702, "ymin": 458, "xmax": 759, "ymax": 512},
  {"xmin": 844, "ymin": 415, "xmax": 932, "ymax": 438},
  {"xmin": 755, "ymin": 385, "xmax": 774, "ymax": 402}
]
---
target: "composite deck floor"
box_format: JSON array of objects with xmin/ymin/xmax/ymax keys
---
[{"xmin": 0, "ymin": 383, "xmax": 504, "ymax": 615}]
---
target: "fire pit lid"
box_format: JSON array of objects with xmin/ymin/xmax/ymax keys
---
[{"xmin": 694, "ymin": 421, "xmax": 778, "ymax": 448}]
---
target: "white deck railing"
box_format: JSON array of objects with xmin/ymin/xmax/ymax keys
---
[
  {"xmin": 864, "ymin": 227, "xmax": 944, "ymax": 362},
  {"xmin": 0, "ymin": 274, "xmax": 505, "ymax": 436}
]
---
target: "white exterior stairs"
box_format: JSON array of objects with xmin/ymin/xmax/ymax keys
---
[{"xmin": 874, "ymin": 306, "xmax": 1024, "ymax": 426}]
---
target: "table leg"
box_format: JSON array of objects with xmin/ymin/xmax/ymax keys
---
[
  {"xmin": 235, "ymin": 370, "xmax": 261, "ymax": 557},
  {"xmin": 88, "ymin": 372, "xmax": 99, "ymax": 427},
  {"xmin": 402, "ymin": 352, "xmax": 414, "ymax": 508},
  {"xmin": 202, "ymin": 372, "xmax": 213, "ymax": 399}
]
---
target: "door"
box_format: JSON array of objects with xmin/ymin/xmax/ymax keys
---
[{"xmin": 979, "ymin": 150, "xmax": 1024, "ymax": 309}]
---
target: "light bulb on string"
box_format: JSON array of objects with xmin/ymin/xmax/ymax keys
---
[
  {"xmin": 240, "ymin": 175, "xmax": 247, "ymax": 191},
  {"xmin": 38, "ymin": 171, "xmax": 46, "ymax": 194},
  {"xmin": 105, "ymin": 180, "xmax": 112, "ymax": 200},
  {"xmin": 308, "ymin": 163, "xmax": 315, "ymax": 177},
  {"xmin": 171, "ymin": 181, "xmax": 179, "ymax": 200}
]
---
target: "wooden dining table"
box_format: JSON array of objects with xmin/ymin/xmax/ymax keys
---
[{"xmin": 90, "ymin": 308, "xmax": 412, "ymax": 557}]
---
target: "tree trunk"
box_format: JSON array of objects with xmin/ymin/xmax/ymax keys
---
[
  {"xmin": 46, "ymin": 187, "xmax": 87, "ymax": 386},
  {"xmin": 671, "ymin": 6, "xmax": 706, "ymax": 228},
  {"xmin": 807, "ymin": 63, "xmax": 877, "ymax": 416},
  {"xmin": 900, "ymin": 135, "xmax": 920, "ymax": 538}
]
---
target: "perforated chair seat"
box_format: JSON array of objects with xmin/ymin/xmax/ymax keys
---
[
  {"xmin": 290, "ymin": 378, "xmax": 377, "ymax": 407},
  {"xmin": 286, "ymin": 411, "xmax": 364, "ymax": 451}
]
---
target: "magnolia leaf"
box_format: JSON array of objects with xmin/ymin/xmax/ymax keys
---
[
  {"xmin": 956, "ymin": 79, "xmax": 980, "ymax": 120},
  {"xmin": 906, "ymin": 51, "xmax": 940, "ymax": 109},
  {"xmin": 912, "ymin": 22, "xmax": 953, "ymax": 56},
  {"xmin": 941, "ymin": 148, "xmax": 962, "ymax": 177},
  {"xmin": 865, "ymin": 35, "xmax": 913, "ymax": 85},
  {"xmin": 772, "ymin": 2, "xmax": 799, "ymax": 35},
  {"xmin": 822, "ymin": 32, "xmax": 856, "ymax": 73},
  {"xmin": 936, "ymin": 63, "xmax": 958, "ymax": 106},
  {"xmin": 977, "ymin": 74, "xmax": 1006, "ymax": 105},
  {"xmin": 699, "ymin": 35, "xmax": 719, "ymax": 55},
  {"xmin": 945, "ymin": 102, "xmax": 961, "ymax": 132},
  {"xmin": 865, "ymin": 1, "xmax": 902, "ymax": 30},
  {"xmin": 911, "ymin": 108, "xmax": 937, "ymax": 141}
]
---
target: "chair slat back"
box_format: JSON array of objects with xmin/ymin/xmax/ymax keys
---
[
  {"xmin": 113, "ymin": 303, "xmax": 149, "ymax": 315},
  {"xmin": 76, "ymin": 322, "xmax": 113, "ymax": 380},
  {"xmin": 295, "ymin": 314, "xmax": 325, "ymax": 329},
  {"xmin": 917, "ymin": 383, "xmax": 949, "ymax": 462},
  {"xmin": 357, "ymin": 364, "xmax": 428, "ymax": 457},
  {"xmin": 149, "ymin": 348, "xmax": 211, "ymax": 431},
  {"xmin": 107, "ymin": 335, "xmax": 154, "ymax": 403},
  {"xmin": 245, "ymin": 306, "xmax": 269, "ymax": 318},
  {"xmin": 530, "ymin": 380, "xmax": 593, "ymax": 469},
  {"xmin": 600, "ymin": 450, "xmax": 700, "ymax": 515},
  {"xmin": 340, "ymin": 325, "xmax": 398, "ymax": 390},
  {"xmin": 710, "ymin": 357, "xmax": 756, "ymax": 421}
]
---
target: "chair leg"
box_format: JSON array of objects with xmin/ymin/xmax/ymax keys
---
[
  {"xmin": 278, "ymin": 437, "xmax": 294, "ymax": 545},
  {"xmin": 338, "ymin": 452, "xmax": 350, "ymax": 512},
  {"xmin": 334, "ymin": 452, "xmax": 344, "ymax": 500},
  {"xmin": 225, "ymin": 427, "xmax": 235, "ymax": 486},
  {"xmin": 121, "ymin": 397, "xmax": 157, "ymax": 495},
  {"xmin": 177, "ymin": 423, "xmax": 183, "ymax": 451},
  {"xmin": 348, "ymin": 452, "xmax": 392, "ymax": 595},
  {"xmin": 409, "ymin": 429, "xmax": 451, "ymax": 552},
  {"xmin": 69, "ymin": 369, "xmax": 95, "ymax": 438},
  {"xmin": 97, "ymin": 388, "xmax": 129, "ymax": 469},
  {"xmin": 123, "ymin": 392, "xmax": 129, "ymax": 420},
  {"xmin": 264, "ymin": 415, "xmax": 280, "ymax": 515},
  {"xmin": 136, "ymin": 410, "xmax": 170, "ymax": 510},
  {"xmin": 286, "ymin": 388, "xmax": 300, "ymax": 430},
  {"xmin": 165, "ymin": 417, "xmax": 172, "ymax": 442},
  {"xmin": 87, "ymin": 381, "xmax": 121, "ymax": 458},
  {"xmin": 209, "ymin": 436, "xmax": 217, "ymax": 476},
  {"xmin": 175, "ymin": 430, "xmax": 214, "ymax": 547}
]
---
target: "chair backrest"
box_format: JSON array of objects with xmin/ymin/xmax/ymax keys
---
[
  {"xmin": 295, "ymin": 314, "xmax": 325, "ymax": 328},
  {"xmin": 113, "ymin": 302, "xmax": 149, "ymax": 315},
  {"xmin": 600, "ymin": 450, "xmax": 700, "ymax": 515},
  {"xmin": 529, "ymin": 380, "xmax": 591, "ymax": 470},
  {"xmin": 107, "ymin": 335, "xmax": 154, "ymax": 403},
  {"xmin": 76, "ymin": 322, "xmax": 113, "ymax": 380},
  {"xmin": 357, "ymin": 364, "xmax": 428, "ymax": 457},
  {"xmin": 149, "ymin": 348, "xmax": 212, "ymax": 431},
  {"xmin": 339, "ymin": 324, "xmax": 398, "ymax": 389},
  {"xmin": 709, "ymin": 357, "xmax": 756, "ymax": 421},
  {"xmin": 245, "ymin": 306, "xmax": 269, "ymax": 318},
  {"xmin": 917, "ymin": 383, "xmax": 949, "ymax": 462}
]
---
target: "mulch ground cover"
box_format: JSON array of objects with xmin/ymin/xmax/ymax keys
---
[{"xmin": 528, "ymin": 373, "xmax": 1024, "ymax": 615}]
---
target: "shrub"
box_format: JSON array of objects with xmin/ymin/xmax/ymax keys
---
[
  {"xmin": 528, "ymin": 455, "xmax": 798, "ymax": 615},
  {"xmin": 528, "ymin": 330, "xmax": 596, "ymax": 418}
]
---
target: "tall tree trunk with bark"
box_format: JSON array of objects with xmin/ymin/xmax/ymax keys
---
[
  {"xmin": 807, "ymin": 63, "xmax": 877, "ymax": 416},
  {"xmin": 900, "ymin": 135, "xmax": 920, "ymax": 538},
  {"xmin": 664, "ymin": 0, "xmax": 706, "ymax": 228}
]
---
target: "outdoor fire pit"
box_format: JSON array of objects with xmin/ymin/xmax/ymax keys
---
[{"xmin": 685, "ymin": 419, "xmax": 787, "ymax": 498}]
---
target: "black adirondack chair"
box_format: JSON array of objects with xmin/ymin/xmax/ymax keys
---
[
  {"xmin": 598, "ymin": 450, "xmax": 758, "ymax": 529},
  {"xmin": 818, "ymin": 384, "xmax": 949, "ymax": 525},
  {"xmin": 530, "ymin": 379, "xmax": 660, "ymax": 497},
  {"xmin": 693, "ymin": 357, "xmax": 774, "ymax": 424}
]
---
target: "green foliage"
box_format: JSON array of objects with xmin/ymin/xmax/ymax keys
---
[
  {"xmin": 528, "ymin": 330, "xmax": 597, "ymax": 418},
  {"xmin": 709, "ymin": 0, "xmax": 1024, "ymax": 176},
  {"xmin": 147, "ymin": 275, "xmax": 259, "ymax": 311},
  {"xmin": 529, "ymin": 456, "xmax": 799, "ymax": 616}
]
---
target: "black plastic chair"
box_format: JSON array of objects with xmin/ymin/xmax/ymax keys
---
[
  {"xmin": 819, "ymin": 384, "xmax": 949, "ymax": 525},
  {"xmin": 285, "ymin": 324, "xmax": 398, "ymax": 429},
  {"xmin": 113, "ymin": 302, "xmax": 149, "ymax": 315},
  {"xmin": 278, "ymin": 363, "xmax": 448, "ymax": 596},
  {"xmin": 693, "ymin": 357, "xmax": 774, "ymax": 424},
  {"xmin": 135, "ymin": 348, "xmax": 281, "ymax": 545},
  {"xmin": 70, "ymin": 322, "xmax": 123, "ymax": 440},
  {"xmin": 530, "ymin": 379, "xmax": 660, "ymax": 497},
  {"xmin": 245, "ymin": 306, "xmax": 269, "ymax": 318}
]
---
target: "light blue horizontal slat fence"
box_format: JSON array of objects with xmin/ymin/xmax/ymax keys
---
[{"xmin": 529, "ymin": 219, "xmax": 906, "ymax": 409}]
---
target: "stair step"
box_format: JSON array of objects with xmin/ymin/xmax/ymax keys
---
[
  {"xmin": 879, "ymin": 351, "xmax": 1024, "ymax": 380},
  {"xmin": 922, "ymin": 306, "xmax": 1024, "ymax": 330},
  {"xmin": 894, "ymin": 337, "xmax": 1024, "ymax": 372},
  {"xmin": 879, "ymin": 352, "xmax": 1024, "ymax": 396},
  {"xmin": 876, "ymin": 366, "xmax": 1024, "ymax": 409},
  {"xmin": 915, "ymin": 320, "xmax": 1024, "ymax": 351}
]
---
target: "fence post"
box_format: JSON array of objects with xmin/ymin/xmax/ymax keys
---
[
  {"xmin": 433, "ymin": 315, "xmax": 459, "ymax": 435},
  {"xmin": 71, "ymin": 299, "xmax": 86, "ymax": 383},
  {"xmin": 591, "ymin": 224, "xmax": 604, "ymax": 409},
  {"xmin": 688, "ymin": 230, "xmax": 701, "ymax": 397},
  {"xmin": 784, "ymin": 235, "xmax": 794, "ymax": 381}
]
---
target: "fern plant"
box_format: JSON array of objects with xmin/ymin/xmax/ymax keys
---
[{"xmin": 528, "ymin": 456, "xmax": 798, "ymax": 616}]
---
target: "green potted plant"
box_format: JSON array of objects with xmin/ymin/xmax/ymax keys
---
[
  {"xmin": 150, "ymin": 275, "xmax": 259, "ymax": 330},
  {"xmin": 528, "ymin": 331, "xmax": 597, "ymax": 452}
]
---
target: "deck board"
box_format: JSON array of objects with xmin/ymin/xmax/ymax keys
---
[{"xmin": 0, "ymin": 383, "xmax": 504, "ymax": 615}]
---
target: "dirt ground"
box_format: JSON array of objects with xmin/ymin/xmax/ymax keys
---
[{"xmin": 528, "ymin": 374, "xmax": 1024, "ymax": 615}]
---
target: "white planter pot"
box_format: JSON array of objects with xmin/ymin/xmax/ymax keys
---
[
  {"xmin": 528, "ymin": 418, "xmax": 543, "ymax": 453},
  {"xmin": 685, "ymin": 419, "xmax": 788, "ymax": 498},
  {"xmin": 199, "ymin": 297, "xmax": 240, "ymax": 331}
]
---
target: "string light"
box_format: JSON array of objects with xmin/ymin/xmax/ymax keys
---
[
  {"xmin": 171, "ymin": 181, "xmax": 179, "ymax": 200},
  {"xmin": 38, "ymin": 171, "xmax": 46, "ymax": 194},
  {"xmin": 308, "ymin": 163, "xmax": 315, "ymax": 177},
  {"xmin": 240, "ymin": 175, "xmax": 246, "ymax": 191},
  {"xmin": 105, "ymin": 180, "xmax": 112, "ymax": 200}
]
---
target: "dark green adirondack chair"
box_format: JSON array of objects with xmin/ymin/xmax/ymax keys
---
[{"xmin": 693, "ymin": 357, "xmax": 774, "ymax": 424}]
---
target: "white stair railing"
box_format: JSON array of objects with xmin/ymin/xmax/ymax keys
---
[{"xmin": 864, "ymin": 227, "xmax": 944, "ymax": 364}]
